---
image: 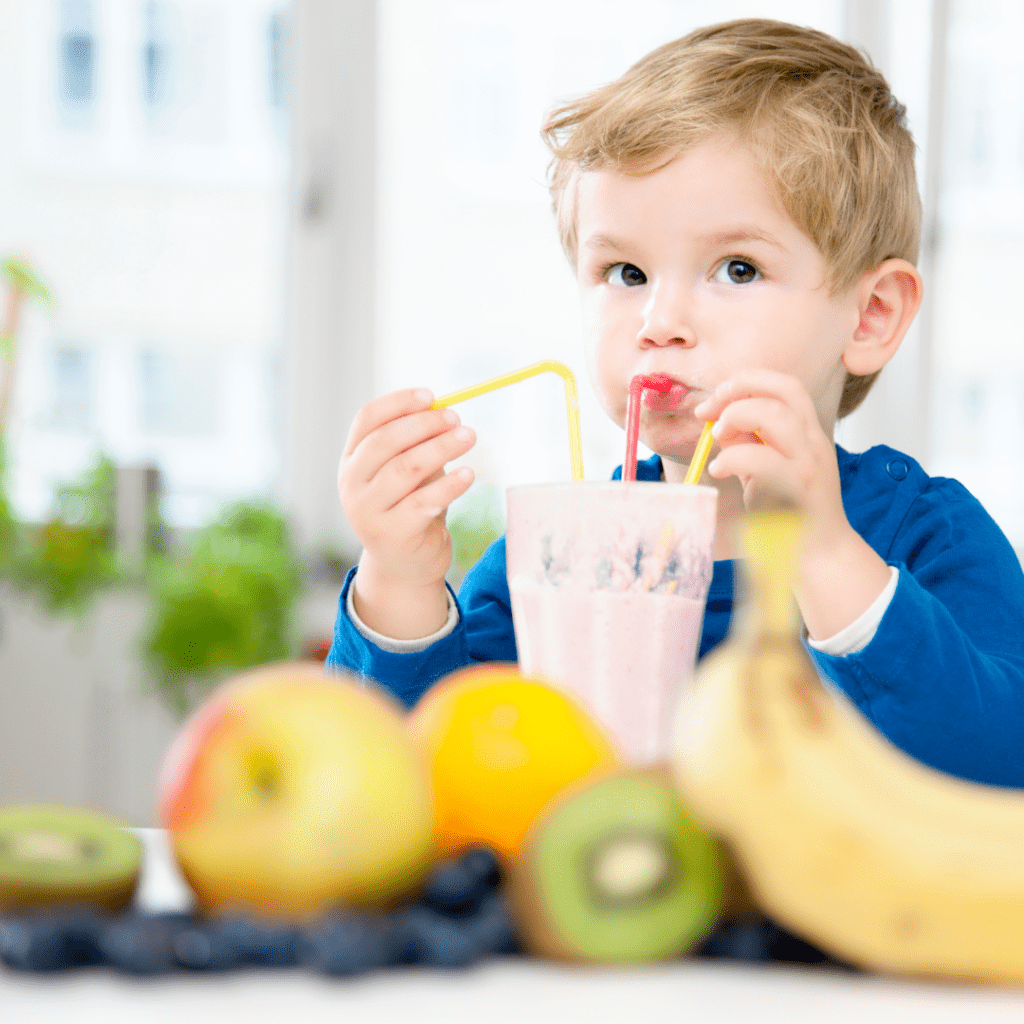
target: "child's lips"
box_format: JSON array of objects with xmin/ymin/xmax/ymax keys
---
[{"xmin": 641, "ymin": 381, "xmax": 689, "ymax": 412}]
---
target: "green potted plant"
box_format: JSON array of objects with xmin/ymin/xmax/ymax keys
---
[
  {"xmin": 0, "ymin": 255, "xmax": 305, "ymax": 715},
  {"xmin": 144, "ymin": 501, "xmax": 303, "ymax": 715},
  {"xmin": 11, "ymin": 453, "xmax": 122, "ymax": 614}
]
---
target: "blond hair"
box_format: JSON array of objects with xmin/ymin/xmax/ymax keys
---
[{"xmin": 542, "ymin": 19, "xmax": 922, "ymax": 418}]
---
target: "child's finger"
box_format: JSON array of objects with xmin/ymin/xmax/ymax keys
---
[
  {"xmin": 367, "ymin": 424, "xmax": 477, "ymax": 511},
  {"xmin": 707, "ymin": 438, "xmax": 792, "ymax": 488},
  {"xmin": 345, "ymin": 407, "xmax": 464, "ymax": 486},
  {"xmin": 712, "ymin": 396, "xmax": 803, "ymax": 457},
  {"xmin": 390, "ymin": 464, "xmax": 476, "ymax": 528},
  {"xmin": 694, "ymin": 369, "xmax": 816, "ymax": 424},
  {"xmin": 342, "ymin": 388, "xmax": 436, "ymax": 459}
]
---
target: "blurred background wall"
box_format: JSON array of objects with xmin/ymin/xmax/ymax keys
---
[{"xmin": 1, "ymin": 0, "xmax": 1021, "ymax": 823}]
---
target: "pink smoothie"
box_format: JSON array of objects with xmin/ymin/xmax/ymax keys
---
[
  {"xmin": 509, "ymin": 580, "xmax": 705, "ymax": 765},
  {"xmin": 506, "ymin": 480, "xmax": 717, "ymax": 767}
]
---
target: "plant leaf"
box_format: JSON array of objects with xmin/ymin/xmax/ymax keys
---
[{"xmin": 1, "ymin": 257, "xmax": 54, "ymax": 306}]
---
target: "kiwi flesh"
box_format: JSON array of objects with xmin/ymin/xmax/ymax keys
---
[
  {"xmin": 0, "ymin": 805, "xmax": 143, "ymax": 913},
  {"xmin": 509, "ymin": 769, "xmax": 725, "ymax": 964}
]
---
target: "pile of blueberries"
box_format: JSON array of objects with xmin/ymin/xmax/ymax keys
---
[
  {"xmin": 0, "ymin": 846, "xmax": 520, "ymax": 976},
  {"xmin": 696, "ymin": 919, "xmax": 850, "ymax": 970},
  {"xmin": 0, "ymin": 842, "xmax": 844, "ymax": 977}
]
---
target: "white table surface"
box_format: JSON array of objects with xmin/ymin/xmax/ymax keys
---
[{"xmin": 4, "ymin": 830, "xmax": 1024, "ymax": 1023}]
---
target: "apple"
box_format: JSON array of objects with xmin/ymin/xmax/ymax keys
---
[{"xmin": 157, "ymin": 662, "xmax": 436, "ymax": 922}]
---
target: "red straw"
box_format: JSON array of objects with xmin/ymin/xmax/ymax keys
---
[{"xmin": 622, "ymin": 374, "xmax": 673, "ymax": 482}]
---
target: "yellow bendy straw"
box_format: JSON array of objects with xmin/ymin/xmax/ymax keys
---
[
  {"xmin": 432, "ymin": 360, "xmax": 585, "ymax": 482},
  {"xmin": 683, "ymin": 420, "xmax": 715, "ymax": 486}
]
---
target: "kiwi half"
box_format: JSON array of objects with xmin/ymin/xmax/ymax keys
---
[
  {"xmin": 509, "ymin": 769, "xmax": 725, "ymax": 964},
  {"xmin": 0, "ymin": 805, "xmax": 143, "ymax": 913}
]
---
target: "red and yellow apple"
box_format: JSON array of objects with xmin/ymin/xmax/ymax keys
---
[{"xmin": 157, "ymin": 662, "xmax": 436, "ymax": 921}]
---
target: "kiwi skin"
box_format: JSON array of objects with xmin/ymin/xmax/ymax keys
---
[
  {"xmin": 508, "ymin": 767, "xmax": 726, "ymax": 964},
  {"xmin": 0, "ymin": 805, "xmax": 143, "ymax": 914}
]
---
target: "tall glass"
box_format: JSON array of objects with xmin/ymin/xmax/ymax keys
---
[{"xmin": 506, "ymin": 482, "xmax": 717, "ymax": 765}]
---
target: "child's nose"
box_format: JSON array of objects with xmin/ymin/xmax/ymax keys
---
[{"xmin": 637, "ymin": 282, "xmax": 697, "ymax": 348}]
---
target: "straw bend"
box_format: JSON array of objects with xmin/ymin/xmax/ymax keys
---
[{"xmin": 432, "ymin": 359, "xmax": 584, "ymax": 482}]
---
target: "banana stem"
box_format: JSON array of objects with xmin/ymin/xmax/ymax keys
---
[{"xmin": 742, "ymin": 509, "xmax": 805, "ymax": 638}]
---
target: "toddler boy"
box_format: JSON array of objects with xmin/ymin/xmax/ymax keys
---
[{"xmin": 328, "ymin": 19, "xmax": 1024, "ymax": 788}]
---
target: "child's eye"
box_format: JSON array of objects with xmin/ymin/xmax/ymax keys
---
[
  {"xmin": 605, "ymin": 263, "xmax": 647, "ymax": 287},
  {"xmin": 713, "ymin": 259, "xmax": 761, "ymax": 285}
]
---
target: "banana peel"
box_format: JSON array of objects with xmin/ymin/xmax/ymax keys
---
[{"xmin": 670, "ymin": 504, "xmax": 1024, "ymax": 985}]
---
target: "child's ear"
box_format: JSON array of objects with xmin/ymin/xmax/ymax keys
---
[{"xmin": 842, "ymin": 258, "xmax": 924, "ymax": 376}]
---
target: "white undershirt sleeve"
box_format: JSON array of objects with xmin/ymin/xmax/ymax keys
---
[
  {"xmin": 806, "ymin": 564, "xmax": 899, "ymax": 657},
  {"xmin": 345, "ymin": 572, "xmax": 460, "ymax": 653}
]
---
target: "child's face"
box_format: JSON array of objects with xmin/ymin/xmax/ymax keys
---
[{"xmin": 574, "ymin": 136, "xmax": 860, "ymax": 471}]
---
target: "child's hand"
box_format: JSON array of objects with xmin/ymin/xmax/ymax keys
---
[
  {"xmin": 338, "ymin": 388, "xmax": 476, "ymax": 638},
  {"xmin": 692, "ymin": 369, "xmax": 850, "ymax": 555},
  {"xmin": 694, "ymin": 369, "xmax": 895, "ymax": 642}
]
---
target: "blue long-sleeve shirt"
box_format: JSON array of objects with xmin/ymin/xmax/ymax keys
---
[{"xmin": 327, "ymin": 445, "xmax": 1024, "ymax": 788}]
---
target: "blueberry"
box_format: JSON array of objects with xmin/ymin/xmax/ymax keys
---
[
  {"xmin": 399, "ymin": 903, "xmax": 482, "ymax": 968},
  {"xmin": 214, "ymin": 915, "xmax": 301, "ymax": 968},
  {"xmin": 399, "ymin": 889, "xmax": 522, "ymax": 968},
  {"xmin": 696, "ymin": 917, "xmax": 850, "ymax": 968},
  {"xmin": 764, "ymin": 921, "xmax": 850, "ymax": 968},
  {"xmin": 172, "ymin": 918, "xmax": 245, "ymax": 971},
  {"xmin": 98, "ymin": 913, "xmax": 197, "ymax": 976},
  {"xmin": 463, "ymin": 891, "xmax": 521, "ymax": 956},
  {"xmin": 0, "ymin": 909, "xmax": 105, "ymax": 972},
  {"xmin": 301, "ymin": 911, "xmax": 403, "ymax": 976},
  {"xmin": 460, "ymin": 846, "xmax": 502, "ymax": 890},
  {"xmin": 421, "ymin": 858, "xmax": 485, "ymax": 915},
  {"xmin": 695, "ymin": 918, "xmax": 772, "ymax": 962},
  {"xmin": 421, "ymin": 847, "xmax": 505, "ymax": 917}
]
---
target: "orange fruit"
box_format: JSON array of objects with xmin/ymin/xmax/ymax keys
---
[{"xmin": 407, "ymin": 664, "xmax": 619, "ymax": 860}]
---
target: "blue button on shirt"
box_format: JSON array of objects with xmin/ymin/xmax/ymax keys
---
[{"xmin": 886, "ymin": 458, "xmax": 909, "ymax": 481}]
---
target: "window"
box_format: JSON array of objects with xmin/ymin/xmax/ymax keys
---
[
  {"xmin": 57, "ymin": 0, "xmax": 96, "ymax": 127},
  {"xmin": 927, "ymin": 0, "xmax": 1024, "ymax": 550},
  {"xmin": 50, "ymin": 346, "xmax": 94, "ymax": 433},
  {"xmin": 141, "ymin": 0, "xmax": 171, "ymax": 110},
  {"xmin": 267, "ymin": 9, "xmax": 288, "ymax": 109},
  {"xmin": 138, "ymin": 350, "xmax": 218, "ymax": 437},
  {"xmin": 137, "ymin": 0, "xmax": 224, "ymax": 142},
  {"xmin": 4, "ymin": 2, "xmax": 291, "ymax": 529}
]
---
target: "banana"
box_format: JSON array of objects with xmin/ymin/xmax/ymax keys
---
[{"xmin": 669, "ymin": 504, "xmax": 1024, "ymax": 984}]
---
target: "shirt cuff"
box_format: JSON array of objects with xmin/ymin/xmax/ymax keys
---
[
  {"xmin": 807, "ymin": 565, "xmax": 899, "ymax": 657},
  {"xmin": 345, "ymin": 572, "xmax": 460, "ymax": 653}
]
